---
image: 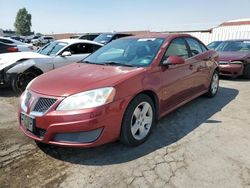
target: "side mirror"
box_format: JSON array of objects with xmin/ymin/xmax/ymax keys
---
[
  {"xmin": 162, "ymin": 56, "xmax": 185, "ymax": 66},
  {"xmin": 61, "ymin": 51, "xmax": 72, "ymax": 57}
]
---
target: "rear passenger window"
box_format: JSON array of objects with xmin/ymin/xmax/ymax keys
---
[
  {"xmin": 164, "ymin": 38, "xmax": 189, "ymax": 59},
  {"xmin": 0, "ymin": 39, "xmax": 13, "ymax": 44},
  {"xmin": 186, "ymin": 38, "xmax": 204, "ymax": 56}
]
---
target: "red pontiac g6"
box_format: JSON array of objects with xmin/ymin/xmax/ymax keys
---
[{"xmin": 19, "ymin": 34, "xmax": 219, "ymax": 148}]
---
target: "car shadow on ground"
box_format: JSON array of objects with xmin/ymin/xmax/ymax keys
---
[{"xmin": 38, "ymin": 86, "xmax": 238, "ymax": 166}]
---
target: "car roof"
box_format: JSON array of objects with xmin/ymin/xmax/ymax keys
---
[
  {"xmin": 57, "ymin": 39, "xmax": 104, "ymax": 46},
  {"xmin": 223, "ymin": 39, "xmax": 250, "ymax": 42}
]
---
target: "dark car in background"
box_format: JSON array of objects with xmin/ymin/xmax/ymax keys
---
[
  {"xmin": 207, "ymin": 41, "xmax": 223, "ymax": 50},
  {"xmin": 215, "ymin": 39, "xmax": 250, "ymax": 78},
  {"xmin": 79, "ymin": 33, "xmax": 100, "ymax": 40},
  {"xmin": 70, "ymin": 33, "xmax": 100, "ymax": 41},
  {"xmin": 0, "ymin": 41, "xmax": 18, "ymax": 53},
  {"xmin": 93, "ymin": 33, "xmax": 133, "ymax": 44}
]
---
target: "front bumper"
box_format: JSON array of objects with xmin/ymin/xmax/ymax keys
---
[
  {"xmin": 219, "ymin": 63, "xmax": 244, "ymax": 77},
  {"xmin": 18, "ymin": 94, "xmax": 131, "ymax": 148}
]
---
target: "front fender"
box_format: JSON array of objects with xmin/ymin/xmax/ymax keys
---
[
  {"xmin": 7, "ymin": 59, "xmax": 36, "ymax": 74},
  {"xmin": 6, "ymin": 59, "xmax": 54, "ymax": 74}
]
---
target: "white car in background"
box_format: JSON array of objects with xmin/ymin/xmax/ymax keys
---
[
  {"xmin": 0, "ymin": 39, "xmax": 103, "ymax": 94},
  {"xmin": 31, "ymin": 36, "xmax": 54, "ymax": 46},
  {"xmin": 0, "ymin": 37, "xmax": 33, "ymax": 52}
]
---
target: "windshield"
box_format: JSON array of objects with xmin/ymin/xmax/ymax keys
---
[
  {"xmin": 94, "ymin": 33, "xmax": 114, "ymax": 44},
  {"xmin": 207, "ymin": 41, "xmax": 222, "ymax": 50},
  {"xmin": 216, "ymin": 41, "xmax": 250, "ymax": 52},
  {"xmin": 83, "ymin": 38, "xmax": 164, "ymax": 67},
  {"xmin": 37, "ymin": 41, "xmax": 68, "ymax": 56}
]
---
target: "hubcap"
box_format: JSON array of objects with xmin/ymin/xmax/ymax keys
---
[
  {"xmin": 131, "ymin": 102, "xmax": 153, "ymax": 140},
  {"xmin": 211, "ymin": 73, "xmax": 219, "ymax": 94}
]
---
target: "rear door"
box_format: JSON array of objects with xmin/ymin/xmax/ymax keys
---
[
  {"xmin": 159, "ymin": 37, "xmax": 196, "ymax": 115},
  {"xmin": 185, "ymin": 37, "xmax": 210, "ymax": 93},
  {"xmin": 53, "ymin": 43, "xmax": 101, "ymax": 68}
]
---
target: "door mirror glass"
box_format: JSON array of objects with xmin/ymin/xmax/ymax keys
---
[
  {"xmin": 163, "ymin": 55, "xmax": 185, "ymax": 66},
  {"xmin": 61, "ymin": 51, "xmax": 72, "ymax": 57}
]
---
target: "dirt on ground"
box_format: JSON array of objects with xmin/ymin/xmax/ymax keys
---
[{"xmin": 0, "ymin": 79, "xmax": 250, "ymax": 188}]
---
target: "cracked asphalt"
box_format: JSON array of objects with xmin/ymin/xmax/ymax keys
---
[{"xmin": 1, "ymin": 78, "xmax": 250, "ymax": 188}]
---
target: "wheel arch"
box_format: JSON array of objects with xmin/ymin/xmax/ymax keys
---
[
  {"xmin": 130, "ymin": 90, "xmax": 160, "ymax": 120},
  {"xmin": 24, "ymin": 66, "xmax": 44, "ymax": 75}
]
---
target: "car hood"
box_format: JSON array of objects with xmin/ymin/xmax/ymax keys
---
[
  {"xmin": 0, "ymin": 52, "xmax": 49, "ymax": 70},
  {"xmin": 218, "ymin": 51, "xmax": 250, "ymax": 61},
  {"xmin": 29, "ymin": 63, "xmax": 145, "ymax": 97}
]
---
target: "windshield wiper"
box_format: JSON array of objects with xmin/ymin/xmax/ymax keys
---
[
  {"xmin": 81, "ymin": 60, "xmax": 100, "ymax": 65},
  {"xmin": 104, "ymin": 61, "xmax": 135, "ymax": 67}
]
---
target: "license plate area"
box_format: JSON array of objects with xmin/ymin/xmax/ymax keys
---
[{"xmin": 20, "ymin": 112, "xmax": 35, "ymax": 132}]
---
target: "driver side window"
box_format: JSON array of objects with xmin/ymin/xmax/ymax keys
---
[
  {"xmin": 164, "ymin": 38, "xmax": 189, "ymax": 60},
  {"xmin": 63, "ymin": 43, "xmax": 101, "ymax": 55}
]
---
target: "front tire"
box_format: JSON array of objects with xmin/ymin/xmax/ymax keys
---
[
  {"xmin": 243, "ymin": 64, "xmax": 250, "ymax": 79},
  {"xmin": 205, "ymin": 70, "xmax": 219, "ymax": 98},
  {"xmin": 11, "ymin": 71, "xmax": 37, "ymax": 95},
  {"xmin": 120, "ymin": 94, "xmax": 156, "ymax": 146}
]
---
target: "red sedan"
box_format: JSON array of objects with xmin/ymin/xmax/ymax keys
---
[
  {"xmin": 19, "ymin": 34, "xmax": 219, "ymax": 148},
  {"xmin": 216, "ymin": 40, "xmax": 250, "ymax": 78}
]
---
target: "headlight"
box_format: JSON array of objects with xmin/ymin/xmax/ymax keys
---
[
  {"xmin": 231, "ymin": 61, "xmax": 243, "ymax": 64},
  {"xmin": 21, "ymin": 90, "xmax": 31, "ymax": 112},
  {"xmin": 56, "ymin": 87, "xmax": 116, "ymax": 111}
]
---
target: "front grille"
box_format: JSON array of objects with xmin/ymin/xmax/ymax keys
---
[{"xmin": 32, "ymin": 97, "xmax": 57, "ymax": 113}]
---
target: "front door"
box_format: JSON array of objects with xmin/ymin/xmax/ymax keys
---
[{"xmin": 159, "ymin": 38, "xmax": 196, "ymax": 116}]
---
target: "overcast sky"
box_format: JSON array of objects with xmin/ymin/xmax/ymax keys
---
[{"xmin": 0, "ymin": 0, "xmax": 250, "ymax": 34}]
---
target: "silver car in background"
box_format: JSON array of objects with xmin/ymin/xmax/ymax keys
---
[{"xmin": 0, "ymin": 39, "xmax": 103, "ymax": 94}]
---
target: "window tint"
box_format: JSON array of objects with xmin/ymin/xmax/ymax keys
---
[
  {"xmin": 216, "ymin": 41, "xmax": 250, "ymax": 52},
  {"xmin": 84, "ymin": 38, "xmax": 164, "ymax": 67},
  {"xmin": 0, "ymin": 38, "xmax": 13, "ymax": 44},
  {"xmin": 64, "ymin": 43, "xmax": 101, "ymax": 54},
  {"xmin": 186, "ymin": 38, "xmax": 204, "ymax": 56},
  {"xmin": 44, "ymin": 37, "xmax": 53, "ymax": 40},
  {"xmin": 164, "ymin": 38, "xmax": 189, "ymax": 59},
  {"xmin": 38, "ymin": 41, "xmax": 67, "ymax": 55},
  {"xmin": 79, "ymin": 35, "xmax": 98, "ymax": 41}
]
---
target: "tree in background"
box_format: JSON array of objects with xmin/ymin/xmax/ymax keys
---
[{"xmin": 14, "ymin": 8, "xmax": 32, "ymax": 36}]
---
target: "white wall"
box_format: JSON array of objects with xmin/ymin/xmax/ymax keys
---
[{"xmin": 186, "ymin": 25, "xmax": 250, "ymax": 45}]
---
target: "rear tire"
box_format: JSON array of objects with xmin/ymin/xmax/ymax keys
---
[
  {"xmin": 243, "ymin": 64, "xmax": 250, "ymax": 79},
  {"xmin": 120, "ymin": 94, "xmax": 156, "ymax": 146},
  {"xmin": 205, "ymin": 70, "xmax": 219, "ymax": 98},
  {"xmin": 11, "ymin": 71, "xmax": 38, "ymax": 95}
]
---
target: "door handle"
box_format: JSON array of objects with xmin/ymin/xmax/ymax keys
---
[
  {"xmin": 203, "ymin": 56, "xmax": 212, "ymax": 61},
  {"xmin": 189, "ymin": 64, "xmax": 193, "ymax": 70}
]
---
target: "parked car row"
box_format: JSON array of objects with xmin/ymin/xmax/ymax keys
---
[{"xmin": 208, "ymin": 39, "xmax": 250, "ymax": 78}]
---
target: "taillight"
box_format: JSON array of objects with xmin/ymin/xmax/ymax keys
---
[{"xmin": 7, "ymin": 47, "xmax": 19, "ymax": 52}]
